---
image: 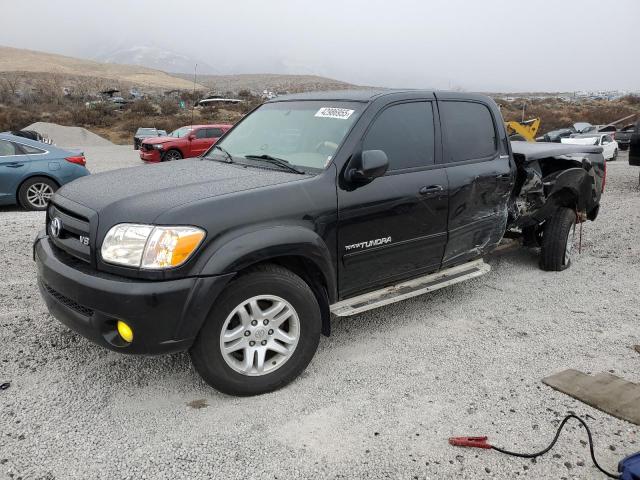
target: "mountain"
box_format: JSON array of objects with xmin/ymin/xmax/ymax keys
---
[
  {"xmin": 0, "ymin": 45, "xmax": 202, "ymax": 91},
  {"xmin": 95, "ymin": 45, "xmax": 217, "ymax": 76},
  {"xmin": 172, "ymin": 73, "xmax": 355, "ymax": 95}
]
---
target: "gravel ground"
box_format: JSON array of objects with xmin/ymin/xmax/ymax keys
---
[{"xmin": 1, "ymin": 147, "xmax": 639, "ymax": 480}]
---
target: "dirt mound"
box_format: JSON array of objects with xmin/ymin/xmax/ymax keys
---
[
  {"xmin": 26, "ymin": 122, "xmax": 113, "ymax": 147},
  {"xmin": 0, "ymin": 46, "xmax": 202, "ymax": 91}
]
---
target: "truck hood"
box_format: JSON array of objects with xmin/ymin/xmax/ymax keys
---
[
  {"xmin": 55, "ymin": 159, "xmax": 303, "ymax": 222},
  {"xmin": 140, "ymin": 135, "xmax": 174, "ymax": 144}
]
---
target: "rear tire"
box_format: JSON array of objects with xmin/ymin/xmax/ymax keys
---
[
  {"xmin": 190, "ymin": 265, "xmax": 321, "ymax": 396},
  {"xmin": 18, "ymin": 176, "xmax": 58, "ymax": 211},
  {"xmin": 162, "ymin": 149, "xmax": 182, "ymax": 161},
  {"xmin": 539, "ymin": 207, "xmax": 576, "ymax": 271}
]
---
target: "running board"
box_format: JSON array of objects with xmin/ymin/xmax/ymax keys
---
[{"xmin": 330, "ymin": 259, "xmax": 490, "ymax": 317}]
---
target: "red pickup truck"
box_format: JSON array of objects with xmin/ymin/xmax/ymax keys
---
[{"xmin": 139, "ymin": 124, "xmax": 232, "ymax": 162}]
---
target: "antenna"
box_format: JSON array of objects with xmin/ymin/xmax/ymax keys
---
[{"xmin": 190, "ymin": 63, "xmax": 198, "ymax": 129}]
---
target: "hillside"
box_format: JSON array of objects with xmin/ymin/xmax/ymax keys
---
[
  {"xmin": 172, "ymin": 73, "xmax": 355, "ymax": 94},
  {"xmin": 0, "ymin": 45, "xmax": 203, "ymax": 91}
]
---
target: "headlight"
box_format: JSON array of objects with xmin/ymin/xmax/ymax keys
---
[
  {"xmin": 152, "ymin": 144, "xmax": 164, "ymax": 150},
  {"xmin": 101, "ymin": 224, "xmax": 205, "ymax": 269}
]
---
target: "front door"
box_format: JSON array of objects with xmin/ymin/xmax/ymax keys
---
[
  {"xmin": 0, "ymin": 139, "xmax": 30, "ymax": 203},
  {"xmin": 437, "ymin": 99, "xmax": 514, "ymax": 267},
  {"xmin": 600, "ymin": 134, "xmax": 615, "ymax": 159},
  {"xmin": 337, "ymin": 101, "xmax": 449, "ymax": 298},
  {"xmin": 190, "ymin": 128, "xmax": 216, "ymax": 157}
]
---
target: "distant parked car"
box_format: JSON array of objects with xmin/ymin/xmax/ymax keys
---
[
  {"xmin": 537, "ymin": 127, "xmax": 576, "ymax": 143},
  {"xmin": 562, "ymin": 133, "xmax": 619, "ymax": 161},
  {"xmin": 133, "ymin": 127, "xmax": 167, "ymax": 150},
  {"xmin": 9, "ymin": 130, "xmax": 53, "ymax": 145},
  {"xmin": 139, "ymin": 124, "xmax": 232, "ymax": 162},
  {"xmin": 573, "ymin": 122, "xmax": 595, "ymax": 134},
  {"xmin": 0, "ymin": 133, "xmax": 89, "ymax": 210}
]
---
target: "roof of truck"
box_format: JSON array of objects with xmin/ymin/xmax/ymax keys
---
[{"xmin": 270, "ymin": 89, "xmax": 492, "ymax": 103}]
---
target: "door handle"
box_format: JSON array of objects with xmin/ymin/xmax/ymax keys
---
[
  {"xmin": 3, "ymin": 162, "xmax": 24, "ymax": 168},
  {"xmin": 495, "ymin": 173, "xmax": 511, "ymax": 181},
  {"xmin": 419, "ymin": 185, "xmax": 445, "ymax": 196}
]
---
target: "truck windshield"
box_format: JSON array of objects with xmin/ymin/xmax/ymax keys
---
[{"xmin": 205, "ymin": 101, "xmax": 364, "ymax": 171}]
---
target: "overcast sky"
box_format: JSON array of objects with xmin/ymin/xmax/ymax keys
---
[{"xmin": 2, "ymin": 0, "xmax": 639, "ymax": 92}]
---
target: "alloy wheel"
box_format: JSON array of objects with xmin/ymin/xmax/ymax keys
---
[
  {"xmin": 164, "ymin": 151, "xmax": 181, "ymax": 161},
  {"xmin": 26, "ymin": 183, "xmax": 54, "ymax": 208},
  {"xmin": 219, "ymin": 295, "xmax": 300, "ymax": 376}
]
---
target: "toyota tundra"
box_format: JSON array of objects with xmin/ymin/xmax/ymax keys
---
[{"xmin": 35, "ymin": 90, "xmax": 605, "ymax": 395}]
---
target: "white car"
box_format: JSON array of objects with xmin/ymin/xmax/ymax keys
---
[{"xmin": 561, "ymin": 133, "xmax": 619, "ymax": 161}]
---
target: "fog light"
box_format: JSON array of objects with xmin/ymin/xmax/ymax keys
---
[{"xmin": 117, "ymin": 320, "xmax": 133, "ymax": 343}]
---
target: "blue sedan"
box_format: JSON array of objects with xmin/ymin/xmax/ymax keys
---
[{"xmin": 0, "ymin": 133, "xmax": 90, "ymax": 210}]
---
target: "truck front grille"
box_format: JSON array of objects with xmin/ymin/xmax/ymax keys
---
[
  {"xmin": 47, "ymin": 203, "xmax": 91, "ymax": 263},
  {"xmin": 43, "ymin": 283, "xmax": 94, "ymax": 317}
]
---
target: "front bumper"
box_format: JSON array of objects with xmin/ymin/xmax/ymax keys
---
[
  {"xmin": 35, "ymin": 234, "xmax": 233, "ymax": 355},
  {"xmin": 139, "ymin": 148, "xmax": 162, "ymax": 162}
]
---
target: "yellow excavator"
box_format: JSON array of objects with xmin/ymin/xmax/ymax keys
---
[{"xmin": 505, "ymin": 118, "xmax": 541, "ymax": 142}]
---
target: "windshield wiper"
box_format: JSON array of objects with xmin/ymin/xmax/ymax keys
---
[
  {"xmin": 244, "ymin": 154, "xmax": 305, "ymax": 174},
  {"xmin": 209, "ymin": 144, "xmax": 234, "ymax": 163}
]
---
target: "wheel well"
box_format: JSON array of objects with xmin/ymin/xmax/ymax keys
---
[
  {"xmin": 16, "ymin": 175, "xmax": 60, "ymax": 207},
  {"xmin": 547, "ymin": 187, "xmax": 578, "ymax": 210},
  {"xmin": 241, "ymin": 256, "xmax": 332, "ymax": 337}
]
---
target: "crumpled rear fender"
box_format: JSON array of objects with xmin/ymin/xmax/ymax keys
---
[{"xmin": 527, "ymin": 167, "xmax": 593, "ymax": 223}]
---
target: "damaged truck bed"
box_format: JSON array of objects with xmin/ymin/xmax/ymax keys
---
[{"xmin": 508, "ymin": 141, "xmax": 606, "ymax": 270}]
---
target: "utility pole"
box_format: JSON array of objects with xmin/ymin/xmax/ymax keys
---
[{"xmin": 190, "ymin": 64, "xmax": 198, "ymax": 128}]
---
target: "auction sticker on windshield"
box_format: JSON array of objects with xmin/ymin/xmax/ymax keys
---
[{"xmin": 315, "ymin": 107, "xmax": 355, "ymax": 120}]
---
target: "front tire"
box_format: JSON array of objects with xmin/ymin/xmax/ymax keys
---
[
  {"xmin": 190, "ymin": 265, "xmax": 322, "ymax": 396},
  {"xmin": 18, "ymin": 176, "xmax": 58, "ymax": 211},
  {"xmin": 162, "ymin": 149, "xmax": 182, "ymax": 161},
  {"xmin": 612, "ymin": 149, "xmax": 618, "ymax": 161},
  {"xmin": 539, "ymin": 207, "xmax": 576, "ymax": 271}
]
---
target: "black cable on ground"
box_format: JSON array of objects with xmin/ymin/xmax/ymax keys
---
[{"xmin": 490, "ymin": 414, "xmax": 619, "ymax": 478}]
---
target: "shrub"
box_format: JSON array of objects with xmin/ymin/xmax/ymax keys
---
[{"xmin": 128, "ymin": 99, "xmax": 157, "ymax": 116}]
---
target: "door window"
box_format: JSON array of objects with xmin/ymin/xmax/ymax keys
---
[
  {"xmin": 440, "ymin": 101, "xmax": 497, "ymax": 162},
  {"xmin": 0, "ymin": 140, "xmax": 18, "ymax": 156},
  {"xmin": 195, "ymin": 129, "xmax": 213, "ymax": 139},
  {"xmin": 363, "ymin": 102, "xmax": 435, "ymax": 171},
  {"xmin": 210, "ymin": 128, "xmax": 224, "ymax": 137},
  {"xmin": 18, "ymin": 144, "xmax": 45, "ymax": 154}
]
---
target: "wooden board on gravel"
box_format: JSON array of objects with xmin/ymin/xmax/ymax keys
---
[{"xmin": 543, "ymin": 369, "xmax": 640, "ymax": 425}]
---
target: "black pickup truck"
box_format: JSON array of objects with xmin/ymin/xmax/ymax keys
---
[
  {"xmin": 616, "ymin": 123, "xmax": 636, "ymax": 151},
  {"xmin": 34, "ymin": 90, "xmax": 605, "ymax": 395}
]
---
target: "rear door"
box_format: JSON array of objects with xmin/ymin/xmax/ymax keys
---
[
  {"xmin": 437, "ymin": 98, "xmax": 514, "ymax": 267},
  {"xmin": 337, "ymin": 100, "xmax": 449, "ymax": 297}
]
